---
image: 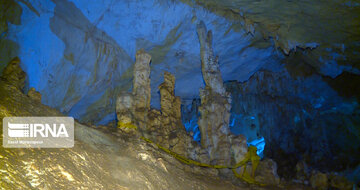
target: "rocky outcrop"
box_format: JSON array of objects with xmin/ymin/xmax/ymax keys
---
[
  {"xmin": 230, "ymin": 135, "xmax": 248, "ymax": 164},
  {"xmin": 116, "ymin": 92, "xmax": 136, "ymax": 133},
  {"xmin": 132, "ymin": 50, "xmax": 152, "ymax": 112},
  {"xmin": 116, "ymin": 51, "xmax": 189, "ymax": 156},
  {"xmin": 0, "ymin": 62, "xmax": 250, "ymax": 190},
  {"xmin": 143, "ymin": 71, "xmax": 189, "ymax": 156},
  {"xmin": 225, "ymin": 65, "xmax": 360, "ymax": 179},
  {"xmin": 131, "ymin": 50, "xmax": 152, "ymax": 132},
  {"xmin": 159, "ymin": 72, "xmax": 182, "ymax": 128},
  {"xmin": 1, "ymin": 57, "xmax": 26, "ymax": 91},
  {"xmin": 1, "ymin": 57, "xmax": 42, "ymax": 103},
  {"xmin": 27, "ymin": 87, "xmax": 42, "ymax": 102},
  {"xmin": 310, "ymin": 171, "xmax": 328, "ymax": 190},
  {"xmin": 196, "ymin": 21, "xmax": 233, "ymax": 166},
  {"xmin": 255, "ymin": 159, "xmax": 280, "ymax": 185},
  {"xmin": 116, "ymin": 50, "xmax": 152, "ymax": 134},
  {"xmin": 157, "ymin": 72, "xmax": 187, "ymax": 155}
]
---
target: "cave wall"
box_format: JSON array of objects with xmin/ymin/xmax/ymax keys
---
[
  {"xmin": 6, "ymin": 0, "xmax": 277, "ymax": 124},
  {"xmin": 225, "ymin": 56, "xmax": 360, "ymax": 178},
  {"xmin": 2, "ymin": 0, "xmax": 360, "ymax": 182}
]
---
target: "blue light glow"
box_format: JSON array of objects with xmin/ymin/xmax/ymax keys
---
[
  {"xmin": 247, "ymin": 137, "xmax": 265, "ymax": 158},
  {"xmin": 184, "ymin": 119, "xmax": 201, "ymax": 142}
]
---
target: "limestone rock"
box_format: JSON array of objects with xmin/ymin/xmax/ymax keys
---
[
  {"xmin": 0, "ymin": 74, "xmax": 249, "ymax": 190},
  {"xmin": 329, "ymin": 174, "xmax": 354, "ymax": 190},
  {"xmin": 159, "ymin": 72, "xmax": 182, "ymax": 132},
  {"xmin": 116, "ymin": 56, "xmax": 189, "ymax": 156},
  {"xmin": 310, "ymin": 171, "xmax": 328, "ymax": 190},
  {"xmin": 196, "ymin": 21, "xmax": 226, "ymax": 96},
  {"xmin": 196, "ymin": 21, "xmax": 232, "ymax": 166},
  {"xmin": 254, "ymin": 159, "xmax": 280, "ymax": 185},
  {"xmin": 116, "ymin": 92, "xmax": 133, "ymax": 124},
  {"xmin": 295, "ymin": 161, "xmax": 310, "ymax": 182},
  {"xmin": 230, "ymin": 134, "xmax": 248, "ymax": 164},
  {"xmin": 132, "ymin": 50, "xmax": 152, "ymax": 112},
  {"xmin": 116, "ymin": 92, "xmax": 137, "ymax": 134},
  {"xmin": 1, "ymin": 57, "xmax": 26, "ymax": 90},
  {"xmin": 27, "ymin": 87, "xmax": 42, "ymax": 102},
  {"xmin": 116, "ymin": 50, "xmax": 151, "ymax": 134},
  {"xmin": 186, "ymin": 140, "xmax": 210, "ymax": 164},
  {"xmin": 153, "ymin": 72, "xmax": 187, "ymax": 156}
]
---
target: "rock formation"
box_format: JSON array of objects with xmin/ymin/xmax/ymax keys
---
[
  {"xmin": 115, "ymin": 28, "xmax": 269, "ymax": 182},
  {"xmin": 159, "ymin": 72, "xmax": 182, "ymax": 130},
  {"xmin": 310, "ymin": 171, "xmax": 328, "ymax": 190},
  {"xmin": 157, "ymin": 72, "xmax": 187, "ymax": 155},
  {"xmin": 27, "ymin": 87, "xmax": 42, "ymax": 102},
  {"xmin": 1, "ymin": 57, "xmax": 26, "ymax": 91},
  {"xmin": 0, "ymin": 58, "xmax": 249, "ymax": 190},
  {"xmin": 132, "ymin": 50, "xmax": 152, "ymax": 113},
  {"xmin": 141, "ymin": 71, "xmax": 189, "ymax": 156},
  {"xmin": 131, "ymin": 50, "xmax": 152, "ymax": 133},
  {"xmin": 116, "ymin": 51, "xmax": 189, "ymax": 156},
  {"xmin": 196, "ymin": 21, "xmax": 233, "ymax": 166},
  {"xmin": 116, "ymin": 92, "xmax": 135, "ymax": 133},
  {"xmin": 116, "ymin": 50, "xmax": 152, "ymax": 134}
]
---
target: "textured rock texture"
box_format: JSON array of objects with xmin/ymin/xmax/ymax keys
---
[
  {"xmin": 116, "ymin": 92, "xmax": 135, "ymax": 133},
  {"xmin": 116, "ymin": 51, "xmax": 189, "ymax": 156},
  {"xmin": 229, "ymin": 134, "xmax": 248, "ymax": 164},
  {"xmin": 131, "ymin": 50, "xmax": 152, "ymax": 131},
  {"xmin": 0, "ymin": 0, "xmax": 21, "ymax": 73},
  {"xmin": 27, "ymin": 87, "xmax": 42, "ymax": 102},
  {"xmin": 3, "ymin": 0, "xmax": 360, "ymax": 186},
  {"xmin": 0, "ymin": 60, "xmax": 255, "ymax": 190},
  {"xmin": 116, "ymin": 50, "xmax": 151, "ymax": 132},
  {"xmin": 224, "ymin": 59, "xmax": 360, "ymax": 179},
  {"xmin": 183, "ymin": 0, "xmax": 360, "ymax": 76},
  {"xmin": 254, "ymin": 159, "xmax": 280, "ymax": 186},
  {"xmin": 157, "ymin": 72, "xmax": 187, "ymax": 155},
  {"xmin": 143, "ymin": 71, "xmax": 190, "ymax": 156},
  {"xmin": 1, "ymin": 57, "xmax": 25, "ymax": 91},
  {"xmin": 310, "ymin": 171, "xmax": 328, "ymax": 190},
  {"xmin": 132, "ymin": 50, "xmax": 152, "ymax": 112},
  {"xmin": 5, "ymin": 0, "xmax": 278, "ymax": 124},
  {"xmin": 196, "ymin": 21, "xmax": 232, "ymax": 166}
]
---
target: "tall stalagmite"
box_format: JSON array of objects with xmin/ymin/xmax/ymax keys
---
[
  {"xmin": 132, "ymin": 50, "xmax": 152, "ymax": 132},
  {"xmin": 196, "ymin": 21, "xmax": 232, "ymax": 166},
  {"xmin": 157, "ymin": 72, "xmax": 187, "ymax": 155},
  {"xmin": 116, "ymin": 50, "xmax": 152, "ymax": 133},
  {"xmin": 116, "ymin": 52, "xmax": 188, "ymax": 155}
]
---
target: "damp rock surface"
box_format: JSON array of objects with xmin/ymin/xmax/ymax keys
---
[{"xmin": 0, "ymin": 59, "xmax": 246, "ymax": 190}]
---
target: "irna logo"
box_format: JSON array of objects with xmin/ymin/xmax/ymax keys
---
[
  {"xmin": 8, "ymin": 123, "xmax": 69, "ymax": 138},
  {"xmin": 3, "ymin": 117, "xmax": 74, "ymax": 148}
]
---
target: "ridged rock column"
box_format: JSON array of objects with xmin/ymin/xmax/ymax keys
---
[
  {"xmin": 158, "ymin": 72, "xmax": 186, "ymax": 155},
  {"xmin": 196, "ymin": 21, "xmax": 232, "ymax": 166},
  {"xmin": 116, "ymin": 50, "xmax": 151, "ymax": 133}
]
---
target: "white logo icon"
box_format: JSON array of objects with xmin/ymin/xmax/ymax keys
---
[
  {"xmin": 8, "ymin": 122, "xmax": 69, "ymax": 138},
  {"xmin": 3, "ymin": 117, "xmax": 74, "ymax": 148}
]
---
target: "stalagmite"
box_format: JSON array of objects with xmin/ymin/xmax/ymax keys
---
[
  {"xmin": 116, "ymin": 53, "xmax": 188, "ymax": 155},
  {"xmin": 157, "ymin": 72, "xmax": 187, "ymax": 155},
  {"xmin": 196, "ymin": 21, "xmax": 232, "ymax": 166},
  {"xmin": 159, "ymin": 72, "xmax": 182, "ymax": 132},
  {"xmin": 132, "ymin": 50, "xmax": 152, "ymax": 132},
  {"xmin": 132, "ymin": 50, "xmax": 152, "ymax": 112},
  {"xmin": 116, "ymin": 50, "xmax": 152, "ymax": 133},
  {"xmin": 116, "ymin": 92, "xmax": 135, "ymax": 133}
]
